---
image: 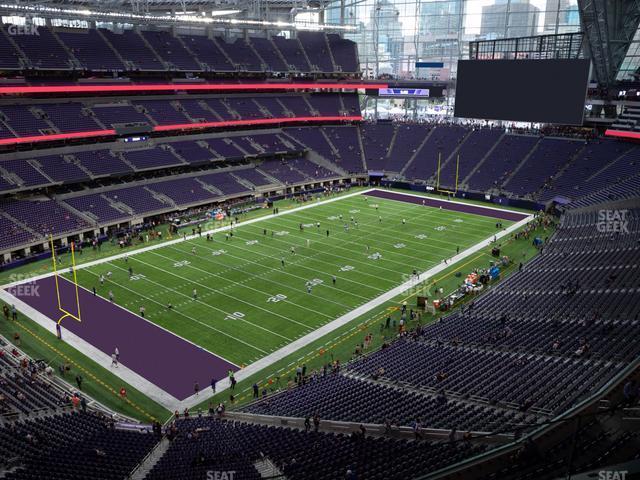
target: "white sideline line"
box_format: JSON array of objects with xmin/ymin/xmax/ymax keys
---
[
  {"xmin": 1, "ymin": 187, "xmax": 534, "ymax": 412},
  {"xmin": 0, "ymin": 287, "xmax": 181, "ymax": 410},
  {"xmin": 176, "ymin": 212, "xmax": 534, "ymax": 409},
  {"xmin": 370, "ymin": 188, "xmax": 535, "ymax": 216},
  {"xmin": 1, "ymin": 188, "xmax": 375, "ymax": 290}
]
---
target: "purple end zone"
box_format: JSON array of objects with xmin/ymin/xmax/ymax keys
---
[
  {"xmin": 365, "ymin": 189, "xmax": 529, "ymax": 222},
  {"xmin": 9, "ymin": 276, "xmax": 238, "ymax": 401}
]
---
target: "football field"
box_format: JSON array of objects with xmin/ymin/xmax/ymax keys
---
[{"xmin": 63, "ymin": 190, "xmax": 516, "ymax": 367}]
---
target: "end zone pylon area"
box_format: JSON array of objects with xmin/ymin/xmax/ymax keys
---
[{"xmin": 50, "ymin": 235, "xmax": 82, "ymax": 325}]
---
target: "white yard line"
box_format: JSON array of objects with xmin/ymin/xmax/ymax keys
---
[
  {"xmin": 175, "ymin": 212, "xmax": 534, "ymax": 409},
  {"xmin": 366, "ymin": 189, "xmax": 534, "ymax": 216},
  {"xmin": 172, "ymin": 240, "xmax": 381, "ymax": 301},
  {"xmin": 216, "ymin": 229, "xmax": 404, "ymax": 285},
  {"xmin": 286, "ymin": 197, "xmax": 499, "ymax": 249},
  {"xmin": 1, "ymin": 187, "xmax": 534, "ymax": 412},
  {"xmin": 137, "ymin": 251, "xmax": 319, "ymax": 329},
  {"xmin": 85, "ymin": 264, "xmax": 279, "ymax": 350},
  {"xmin": 265, "ymin": 208, "xmax": 493, "ymax": 262},
  {"xmin": 0, "ymin": 287, "xmax": 187, "ymax": 411},
  {"xmin": 161, "ymin": 244, "xmax": 358, "ymax": 314},
  {"xmin": 240, "ymin": 206, "xmax": 452, "ymax": 274},
  {"xmin": 1, "ymin": 188, "xmax": 374, "ymax": 290}
]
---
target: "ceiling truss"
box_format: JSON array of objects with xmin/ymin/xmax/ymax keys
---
[{"xmin": 578, "ymin": 0, "xmax": 640, "ymax": 88}]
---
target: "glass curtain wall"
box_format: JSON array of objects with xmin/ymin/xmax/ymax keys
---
[
  {"xmin": 325, "ymin": 0, "xmax": 581, "ymax": 79},
  {"xmin": 618, "ymin": 27, "xmax": 640, "ymax": 81}
]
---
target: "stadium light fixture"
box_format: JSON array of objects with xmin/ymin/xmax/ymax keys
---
[
  {"xmin": 209, "ymin": 10, "xmax": 243, "ymax": 17},
  {"xmin": 0, "ymin": 3, "xmax": 358, "ymax": 31}
]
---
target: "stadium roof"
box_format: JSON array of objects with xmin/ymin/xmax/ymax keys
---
[
  {"xmin": 4, "ymin": 0, "xmax": 330, "ymax": 15},
  {"xmin": 1, "ymin": 0, "xmax": 349, "ymax": 31}
]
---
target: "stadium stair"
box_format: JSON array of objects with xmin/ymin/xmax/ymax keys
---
[
  {"xmin": 308, "ymin": 149, "xmax": 349, "ymax": 177},
  {"xmin": 0, "ymin": 209, "xmax": 39, "ymax": 237},
  {"xmin": 301, "ymin": 95, "xmax": 320, "ymax": 117},
  {"xmin": 114, "ymin": 152, "xmax": 138, "ymax": 171},
  {"xmin": 611, "ymin": 104, "xmax": 640, "ymax": 131},
  {"xmin": 30, "ymin": 107, "xmax": 60, "ymax": 133},
  {"xmin": 254, "ymin": 166, "xmax": 281, "ymax": 184},
  {"xmin": 83, "ymin": 106, "xmax": 107, "ymax": 130},
  {"xmin": 274, "ymin": 133, "xmax": 299, "ymax": 152},
  {"xmin": 219, "ymin": 99, "xmax": 241, "ymax": 120},
  {"xmin": 137, "ymin": 30, "xmax": 169, "ymax": 70},
  {"xmin": 226, "ymin": 137, "xmax": 251, "ymax": 156},
  {"xmin": 532, "ymin": 142, "xmax": 587, "ymax": 198},
  {"xmin": 268, "ymin": 37, "xmax": 291, "ymax": 72},
  {"xmin": 195, "ymin": 178, "xmax": 225, "ymax": 197},
  {"xmin": 356, "ymin": 126, "xmax": 368, "ymax": 171},
  {"xmin": 50, "ymin": 29, "xmax": 83, "ymax": 70},
  {"xmin": 253, "ymin": 458, "xmax": 285, "ymax": 479},
  {"xmin": 0, "ymin": 168, "xmax": 19, "ymax": 191},
  {"xmin": 102, "ymin": 193, "xmax": 136, "ymax": 216},
  {"xmin": 162, "ymin": 144, "xmax": 186, "ymax": 164},
  {"xmin": 459, "ymin": 131, "xmax": 506, "ymax": 188},
  {"xmin": 145, "ymin": 186, "xmax": 179, "ymax": 207},
  {"xmin": 323, "ymin": 33, "xmax": 339, "ymax": 73},
  {"xmin": 211, "ymin": 37, "xmax": 237, "ymax": 69},
  {"xmin": 499, "ymin": 135, "xmax": 542, "ymax": 188},
  {"xmin": 25, "ymin": 159, "xmax": 56, "ymax": 184},
  {"xmin": 174, "ymin": 35, "xmax": 207, "ymax": 71},
  {"xmin": 319, "ymin": 128, "xmax": 341, "ymax": 156},
  {"xmin": 398, "ymin": 126, "xmax": 437, "ymax": 177},
  {"xmin": 584, "ymin": 147, "xmax": 638, "ymax": 183},
  {"xmin": 198, "ymin": 100, "xmax": 225, "ymax": 121},
  {"xmin": 275, "ymin": 98, "xmax": 295, "ymax": 117},
  {"xmin": 66, "ymin": 155, "xmax": 94, "ymax": 180},
  {"xmin": 247, "ymin": 40, "xmax": 268, "ymax": 71},
  {"xmin": 129, "ymin": 437, "xmax": 170, "ymax": 480},
  {"xmin": 295, "ymin": 37, "xmax": 314, "ymax": 72},
  {"xmin": 230, "ymin": 169, "xmax": 260, "ymax": 190},
  {"xmin": 253, "ymin": 98, "xmax": 274, "ymax": 118},
  {"xmin": 58, "ymin": 196, "xmax": 101, "ymax": 225},
  {"xmin": 0, "ymin": 28, "xmax": 29, "ymax": 69},
  {"xmin": 385, "ymin": 126, "xmax": 399, "ymax": 161},
  {"xmin": 95, "ymin": 29, "xmax": 131, "ymax": 69}
]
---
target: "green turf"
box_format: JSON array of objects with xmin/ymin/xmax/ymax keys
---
[
  {"xmin": 197, "ymin": 218, "xmax": 550, "ymax": 411},
  {"xmin": 63, "ymin": 193, "xmax": 513, "ymax": 367},
  {"xmin": 0, "ymin": 192, "xmax": 351, "ymax": 286}
]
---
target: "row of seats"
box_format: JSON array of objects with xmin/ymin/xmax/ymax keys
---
[
  {"xmin": 3, "ymin": 117, "xmax": 637, "ymax": 205},
  {"xmin": 1, "ymin": 412, "xmax": 157, "ymax": 480},
  {"xmin": 242, "ymin": 208, "xmax": 640, "ymax": 431},
  {"xmin": 148, "ymin": 417, "xmax": 487, "ymax": 480},
  {"xmin": 0, "ymin": 131, "xmax": 331, "ymax": 194},
  {"xmin": 0, "ymin": 351, "xmax": 69, "ymax": 417},
  {"xmin": 0, "ymin": 93, "xmax": 360, "ymax": 141},
  {"xmin": 0, "ymin": 152, "xmax": 340, "ymax": 251},
  {"xmin": 2, "ymin": 127, "xmax": 639, "ymax": 254},
  {"xmin": 0, "ymin": 26, "xmax": 358, "ymax": 74}
]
